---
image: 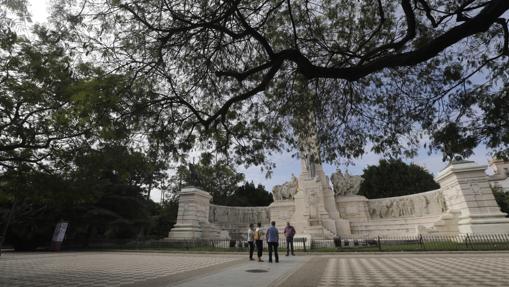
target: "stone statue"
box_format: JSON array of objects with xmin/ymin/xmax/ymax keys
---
[
  {"xmin": 331, "ymin": 170, "xmax": 363, "ymax": 196},
  {"xmin": 187, "ymin": 163, "xmax": 203, "ymax": 188},
  {"xmin": 272, "ymin": 175, "xmax": 299, "ymax": 201},
  {"xmin": 305, "ymin": 155, "xmax": 317, "ymax": 178},
  {"xmin": 272, "ymin": 184, "xmax": 283, "ymax": 200}
]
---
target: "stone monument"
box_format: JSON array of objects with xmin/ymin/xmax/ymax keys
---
[
  {"xmin": 167, "ymin": 186, "xmax": 230, "ymax": 240},
  {"xmin": 169, "ymin": 159, "xmax": 509, "ymax": 241}
]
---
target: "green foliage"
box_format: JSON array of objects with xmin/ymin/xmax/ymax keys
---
[
  {"xmin": 492, "ymin": 187, "xmax": 509, "ymax": 217},
  {"xmin": 0, "ymin": 22, "xmax": 158, "ymax": 168},
  {"xmin": 174, "ymin": 154, "xmax": 245, "ymax": 205},
  {"xmin": 225, "ymin": 181, "xmax": 273, "ymax": 207},
  {"xmin": 172, "ymin": 153, "xmax": 272, "ymax": 206},
  {"xmin": 0, "ymin": 0, "xmax": 30, "ymax": 28},
  {"xmin": 359, "ymin": 159, "xmax": 440, "ymax": 199},
  {"xmin": 0, "ymin": 145, "xmax": 170, "ymax": 250},
  {"xmin": 148, "ymin": 199, "xmax": 179, "ymax": 238}
]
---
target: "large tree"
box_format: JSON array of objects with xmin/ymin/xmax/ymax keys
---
[
  {"xmin": 0, "ymin": 25, "xmax": 150, "ymax": 168},
  {"xmin": 51, "ymin": 0, "xmax": 509, "ymax": 167},
  {"xmin": 359, "ymin": 159, "xmax": 440, "ymax": 198}
]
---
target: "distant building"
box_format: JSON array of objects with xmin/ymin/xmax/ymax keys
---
[{"xmin": 488, "ymin": 159, "xmax": 509, "ymax": 193}]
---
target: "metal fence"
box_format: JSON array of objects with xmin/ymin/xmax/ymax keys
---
[
  {"xmin": 60, "ymin": 237, "xmax": 309, "ymax": 252},
  {"xmin": 58, "ymin": 234, "xmax": 509, "ymax": 252},
  {"xmin": 312, "ymin": 234, "xmax": 509, "ymax": 251}
]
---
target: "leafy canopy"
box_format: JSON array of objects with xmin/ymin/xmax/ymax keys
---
[
  {"xmin": 0, "ymin": 23, "xmax": 161, "ymax": 168},
  {"xmin": 50, "ymin": 0, "xmax": 509, "ymax": 167}
]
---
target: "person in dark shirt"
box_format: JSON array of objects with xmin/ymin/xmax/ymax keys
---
[
  {"xmin": 283, "ymin": 222, "xmax": 296, "ymax": 256},
  {"xmin": 266, "ymin": 221, "xmax": 279, "ymax": 263}
]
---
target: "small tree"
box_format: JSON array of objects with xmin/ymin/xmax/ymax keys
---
[
  {"xmin": 359, "ymin": 159, "xmax": 440, "ymax": 199},
  {"xmin": 171, "ymin": 153, "xmax": 272, "ymax": 206},
  {"xmin": 226, "ymin": 181, "xmax": 273, "ymax": 207},
  {"xmin": 492, "ymin": 186, "xmax": 509, "ymax": 217}
]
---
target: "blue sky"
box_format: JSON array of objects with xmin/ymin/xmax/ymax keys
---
[{"xmin": 239, "ymin": 146, "xmax": 493, "ymax": 192}]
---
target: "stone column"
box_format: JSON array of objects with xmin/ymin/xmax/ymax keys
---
[
  {"xmin": 435, "ymin": 161, "xmax": 509, "ymax": 234},
  {"xmin": 290, "ymin": 157, "xmax": 352, "ymax": 239},
  {"xmin": 167, "ymin": 186, "xmax": 212, "ymax": 239}
]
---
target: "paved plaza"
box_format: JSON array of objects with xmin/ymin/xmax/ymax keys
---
[
  {"xmin": 279, "ymin": 253, "xmax": 509, "ymax": 287},
  {"xmin": 0, "ymin": 252, "xmax": 243, "ymax": 287},
  {"xmin": 1, "ymin": 251, "xmax": 509, "ymax": 286}
]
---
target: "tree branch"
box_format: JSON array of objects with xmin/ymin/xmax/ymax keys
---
[
  {"xmin": 215, "ymin": 62, "xmax": 272, "ymax": 81},
  {"xmin": 361, "ymin": 0, "xmax": 416, "ymax": 60},
  {"xmin": 286, "ymin": 0, "xmax": 299, "ymax": 49},
  {"xmin": 288, "ymin": 0, "xmax": 509, "ymax": 80}
]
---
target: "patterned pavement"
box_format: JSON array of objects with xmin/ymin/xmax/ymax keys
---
[
  {"xmin": 280, "ymin": 253, "xmax": 509, "ymax": 287},
  {"xmin": 1, "ymin": 252, "xmax": 509, "ymax": 287},
  {"xmin": 0, "ymin": 252, "xmax": 242, "ymax": 287}
]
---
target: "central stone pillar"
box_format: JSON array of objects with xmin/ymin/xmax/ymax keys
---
[{"xmin": 290, "ymin": 156, "xmax": 351, "ymax": 239}]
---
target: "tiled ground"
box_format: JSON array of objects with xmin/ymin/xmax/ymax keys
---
[
  {"xmin": 316, "ymin": 254, "xmax": 509, "ymax": 287},
  {"xmin": 0, "ymin": 252, "xmax": 241, "ymax": 287},
  {"xmin": 2, "ymin": 252, "xmax": 509, "ymax": 287}
]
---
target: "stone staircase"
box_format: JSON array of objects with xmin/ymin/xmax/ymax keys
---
[{"xmin": 417, "ymin": 210, "xmax": 461, "ymax": 234}]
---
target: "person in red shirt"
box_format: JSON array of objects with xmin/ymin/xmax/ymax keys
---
[{"xmin": 283, "ymin": 222, "xmax": 296, "ymax": 256}]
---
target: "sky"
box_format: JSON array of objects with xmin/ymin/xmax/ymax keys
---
[
  {"xmin": 25, "ymin": 0, "xmax": 496, "ymax": 202},
  {"xmin": 28, "ymin": 0, "xmax": 50, "ymax": 24}
]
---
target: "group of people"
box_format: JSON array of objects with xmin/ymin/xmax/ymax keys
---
[{"xmin": 247, "ymin": 221, "xmax": 296, "ymax": 263}]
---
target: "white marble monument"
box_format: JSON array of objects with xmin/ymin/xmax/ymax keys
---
[{"xmin": 169, "ymin": 159, "xmax": 509, "ymax": 240}]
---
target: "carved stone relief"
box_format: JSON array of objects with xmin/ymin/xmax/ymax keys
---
[
  {"xmin": 331, "ymin": 170, "xmax": 364, "ymax": 196},
  {"xmin": 368, "ymin": 190, "xmax": 447, "ymax": 219},
  {"xmin": 272, "ymin": 175, "xmax": 299, "ymax": 201}
]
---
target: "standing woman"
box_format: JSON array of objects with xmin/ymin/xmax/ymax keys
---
[
  {"xmin": 254, "ymin": 222, "xmax": 264, "ymax": 262},
  {"xmin": 247, "ymin": 223, "xmax": 255, "ymax": 261}
]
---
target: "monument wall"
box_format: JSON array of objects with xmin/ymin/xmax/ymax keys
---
[
  {"xmin": 331, "ymin": 189, "xmax": 457, "ymax": 237},
  {"xmin": 366, "ymin": 189, "xmax": 447, "ymax": 219},
  {"xmin": 208, "ymin": 205, "xmax": 270, "ymax": 240}
]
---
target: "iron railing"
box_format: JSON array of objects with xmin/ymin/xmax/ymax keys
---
[
  {"xmin": 57, "ymin": 234, "xmax": 509, "ymax": 252},
  {"xmin": 60, "ymin": 237, "xmax": 309, "ymax": 251},
  {"xmin": 312, "ymin": 234, "xmax": 509, "ymax": 251}
]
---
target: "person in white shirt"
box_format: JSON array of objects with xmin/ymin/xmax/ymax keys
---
[{"xmin": 247, "ymin": 223, "xmax": 255, "ymax": 261}]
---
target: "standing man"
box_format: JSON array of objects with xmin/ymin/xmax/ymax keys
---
[
  {"xmin": 254, "ymin": 222, "xmax": 264, "ymax": 262},
  {"xmin": 284, "ymin": 222, "xmax": 296, "ymax": 256},
  {"xmin": 266, "ymin": 221, "xmax": 279, "ymax": 263},
  {"xmin": 247, "ymin": 223, "xmax": 255, "ymax": 261}
]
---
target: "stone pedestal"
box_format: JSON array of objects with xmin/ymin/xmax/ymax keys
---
[
  {"xmin": 435, "ymin": 161, "xmax": 509, "ymax": 234},
  {"xmin": 168, "ymin": 186, "xmax": 229, "ymax": 240}
]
